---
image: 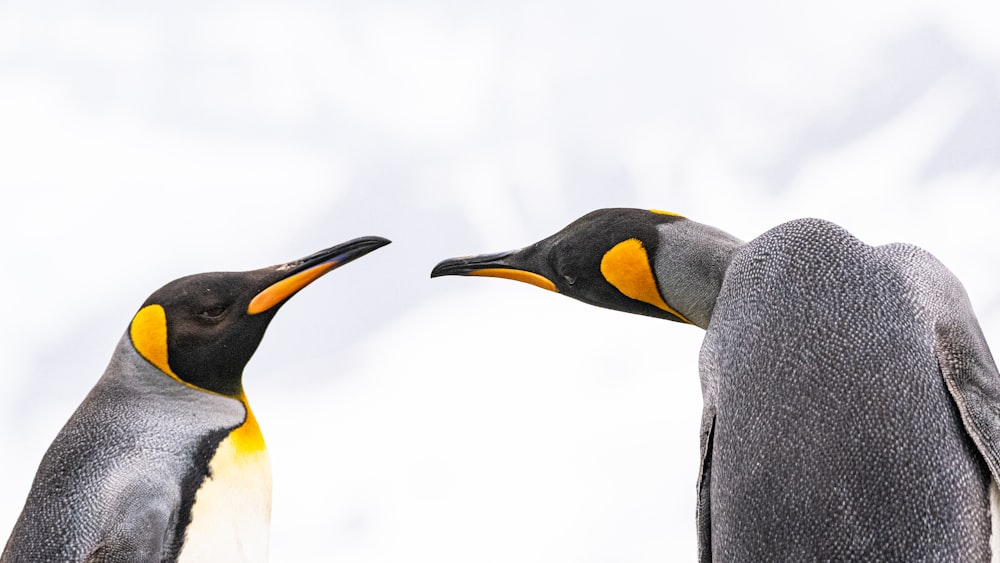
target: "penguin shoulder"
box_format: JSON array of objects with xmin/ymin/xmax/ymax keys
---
[
  {"xmin": 880, "ymin": 242, "xmax": 1000, "ymax": 486},
  {"xmin": 720, "ymin": 218, "xmax": 865, "ymax": 300},
  {"xmin": 748, "ymin": 217, "xmax": 862, "ymax": 256},
  {"xmin": 875, "ymin": 242, "xmax": 965, "ymax": 300},
  {"xmin": 3, "ymin": 335, "xmax": 247, "ymax": 561}
]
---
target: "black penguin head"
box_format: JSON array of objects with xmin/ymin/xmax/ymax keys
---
[
  {"xmin": 128, "ymin": 236, "xmax": 390, "ymax": 396},
  {"xmin": 431, "ymin": 208, "xmax": 694, "ymax": 323}
]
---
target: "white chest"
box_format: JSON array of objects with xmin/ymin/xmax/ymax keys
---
[{"xmin": 177, "ymin": 432, "xmax": 272, "ymax": 563}]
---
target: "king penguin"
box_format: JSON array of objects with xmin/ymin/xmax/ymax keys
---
[
  {"xmin": 2, "ymin": 236, "xmax": 390, "ymax": 563},
  {"xmin": 431, "ymin": 208, "xmax": 1000, "ymax": 561}
]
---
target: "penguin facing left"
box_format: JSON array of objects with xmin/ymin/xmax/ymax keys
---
[
  {"xmin": 431, "ymin": 208, "xmax": 1000, "ymax": 561},
  {"xmin": 1, "ymin": 236, "xmax": 390, "ymax": 563}
]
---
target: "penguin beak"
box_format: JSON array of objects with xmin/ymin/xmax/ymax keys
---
[
  {"xmin": 248, "ymin": 236, "xmax": 392, "ymax": 315},
  {"xmin": 431, "ymin": 250, "xmax": 558, "ymax": 293}
]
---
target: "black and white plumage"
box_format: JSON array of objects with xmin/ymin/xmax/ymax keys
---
[
  {"xmin": 2, "ymin": 236, "xmax": 389, "ymax": 563},
  {"xmin": 432, "ymin": 208, "xmax": 1000, "ymax": 561}
]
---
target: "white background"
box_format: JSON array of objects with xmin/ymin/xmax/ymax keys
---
[{"xmin": 2, "ymin": 1, "xmax": 999, "ymax": 561}]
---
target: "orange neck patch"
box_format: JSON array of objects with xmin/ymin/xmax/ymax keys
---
[
  {"xmin": 469, "ymin": 268, "xmax": 558, "ymax": 292},
  {"xmin": 600, "ymin": 238, "xmax": 691, "ymax": 323},
  {"xmin": 230, "ymin": 393, "xmax": 267, "ymax": 453}
]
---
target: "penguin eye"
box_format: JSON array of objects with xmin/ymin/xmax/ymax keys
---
[
  {"xmin": 199, "ymin": 305, "xmax": 227, "ymax": 320},
  {"xmin": 549, "ymin": 244, "xmax": 576, "ymax": 286}
]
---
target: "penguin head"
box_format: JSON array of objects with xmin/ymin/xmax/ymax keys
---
[
  {"xmin": 432, "ymin": 208, "xmax": 704, "ymax": 325},
  {"xmin": 128, "ymin": 236, "xmax": 390, "ymax": 396}
]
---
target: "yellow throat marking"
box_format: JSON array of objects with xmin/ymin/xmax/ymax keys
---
[
  {"xmin": 601, "ymin": 238, "xmax": 692, "ymax": 324},
  {"xmin": 232, "ymin": 394, "xmax": 267, "ymax": 453}
]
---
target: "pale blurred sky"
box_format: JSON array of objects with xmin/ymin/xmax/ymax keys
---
[{"xmin": 1, "ymin": 1, "xmax": 999, "ymax": 561}]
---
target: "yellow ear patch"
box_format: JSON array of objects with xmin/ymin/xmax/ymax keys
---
[
  {"xmin": 130, "ymin": 304, "xmax": 181, "ymax": 379},
  {"xmin": 469, "ymin": 268, "xmax": 558, "ymax": 292},
  {"xmin": 248, "ymin": 261, "xmax": 336, "ymax": 315},
  {"xmin": 650, "ymin": 209, "xmax": 684, "ymax": 217},
  {"xmin": 601, "ymin": 239, "xmax": 692, "ymax": 323}
]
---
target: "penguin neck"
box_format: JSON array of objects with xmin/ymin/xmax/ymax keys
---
[
  {"xmin": 231, "ymin": 392, "xmax": 267, "ymax": 453},
  {"xmin": 150, "ymin": 355, "xmax": 265, "ymax": 452},
  {"xmin": 654, "ymin": 221, "xmax": 743, "ymax": 330}
]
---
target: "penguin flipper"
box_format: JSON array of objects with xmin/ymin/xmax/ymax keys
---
[
  {"xmin": 696, "ymin": 409, "xmax": 715, "ymax": 563},
  {"xmin": 84, "ymin": 501, "xmax": 171, "ymax": 563},
  {"xmin": 936, "ymin": 316, "xmax": 1000, "ymax": 482},
  {"xmin": 881, "ymin": 242, "xmax": 1000, "ymax": 481}
]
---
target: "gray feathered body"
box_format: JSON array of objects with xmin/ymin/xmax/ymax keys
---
[
  {"xmin": 699, "ymin": 218, "xmax": 998, "ymax": 561},
  {"xmin": 2, "ymin": 335, "xmax": 244, "ymax": 563}
]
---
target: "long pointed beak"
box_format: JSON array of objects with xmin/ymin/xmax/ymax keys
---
[
  {"xmin": 430, "ymin": 250, "xmax": 518, "ymax": 277},
  {"xmin": 431, "ymin": 250, "xmax": 558, "ymax": 292},
  {"xmin": 248, "ymin": 236, "xmax": 391, "ymax": 314}
]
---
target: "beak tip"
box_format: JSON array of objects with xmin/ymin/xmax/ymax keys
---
[
  {"xmin": 345, "ymin": 235, "xmax": 391, "ymax": 259},
  {"xmin": 429, "ymin": 260, "xmax": 459, "ymax": 279},
  {"xmin": 364, "ymin": 236, "xmax": 392, "ymax": 251},
  {"xmin": 430, "ymin": 250, "xmax": 519, "ymax": 279}
]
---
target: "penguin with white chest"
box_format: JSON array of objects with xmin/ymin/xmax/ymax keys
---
[
  {"xmin": 2, "ymin": 236, "xmax": 390, "ymax": 563},
  {"xmin": 431, "ymin": 208, "xmax": 1000, "ymax": 561}
]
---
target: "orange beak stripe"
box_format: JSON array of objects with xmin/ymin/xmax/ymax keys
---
[
  {"xmin": 469, "ymin": 268, "xmax": 558, "ymax": 292},
  {"xmin": 248, "ymin": 261, "xmax": 337, "ymax": 315}
]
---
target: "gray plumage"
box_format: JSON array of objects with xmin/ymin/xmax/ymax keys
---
[
  {"xmin": 700, "ymin": 218, "xmax": 999, "ymax": 561},
  {"xmin": 1, "ymin": 335, "xmax": 244, "ymax": 563},
  {"xmin": 432, "ymin": 209, "xmax": 1000, "ymax": 561}
]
